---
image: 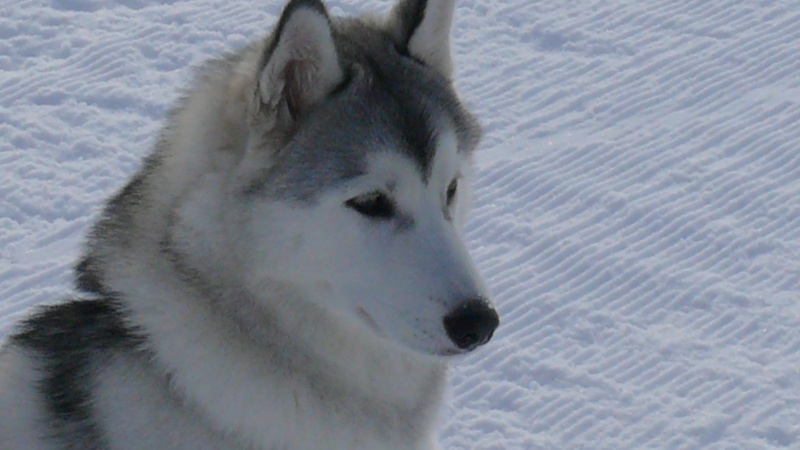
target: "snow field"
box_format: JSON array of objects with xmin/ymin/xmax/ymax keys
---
[{"xmin": 2, "ymin": 0, "xmax": 800, "ymax": 448}]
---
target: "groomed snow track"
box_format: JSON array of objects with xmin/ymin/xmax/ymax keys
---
[{"xmin": 2, "ymin": 1, "xmax": 800, "ymax": 448}]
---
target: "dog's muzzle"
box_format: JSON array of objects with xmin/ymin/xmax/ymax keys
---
[{"xmin": 443, "ymin": 300, "xmax": 499, "ymax": 351}]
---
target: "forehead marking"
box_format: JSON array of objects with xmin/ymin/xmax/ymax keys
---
[{"xmin": 362, "ymin": 54, "xmax": 439, "ymax": 182}]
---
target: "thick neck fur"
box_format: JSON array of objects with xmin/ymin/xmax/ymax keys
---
[
  {"xmin": 81, "ymin": 44, "xmax": 448, "ymax": 450},
  {"xmin": 103, "ymin": 248, "xmax": 447, "ymax": 449}
]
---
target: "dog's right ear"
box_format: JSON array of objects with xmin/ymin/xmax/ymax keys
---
[
  {"xmin": 389, "ymin": 0, "xmax": 456, "ymax": 78},
  {"xmin": 252, "ymin": 0, "xmax": 343, "ymax": 130}
]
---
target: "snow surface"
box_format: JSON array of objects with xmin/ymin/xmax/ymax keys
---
[{"xmin": 2, "ymin": 0, "xmax": 800, "ymax": 448}]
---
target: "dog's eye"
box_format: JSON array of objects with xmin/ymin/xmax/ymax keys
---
[
  {"xmin": 446, "ymin": 179, "xmax": 458, "ymax": 206},
  {"xmin": 346, "ymin": 192, "xmax": 396, "ymax": 220}
]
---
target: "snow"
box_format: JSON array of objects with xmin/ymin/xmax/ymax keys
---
[{"xmin": 2, "ymin": 0, "xmax": 800, "ymax": 448}]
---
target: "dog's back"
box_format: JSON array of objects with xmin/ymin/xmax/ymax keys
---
[
  {"xmin": 0, "ymin": 301, "xmax": 129, "ymax": 449},
  {"xmin": 0, "ymin": 301, "xmax": 251, "ymax": 449}
]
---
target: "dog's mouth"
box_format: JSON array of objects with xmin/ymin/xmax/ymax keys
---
[
  {"xmin": 435, "ymin": 348, "xmax": 465, "ymax": 357},
  {"xmin": 356, "ymin": 307, "xmax": 384, "ymax": 337},
  {"xmin": 355, "ymin": 308, "xmax": 471, "ymax": 358}
]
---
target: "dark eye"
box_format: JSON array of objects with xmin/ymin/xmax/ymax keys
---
[
  {"xmin": 446, "ymin": 179, "xmax": 458, "ymax": 206},
  {"xmin": 346, "ymin": 192, "xmax": 396, "ymax": 220}
]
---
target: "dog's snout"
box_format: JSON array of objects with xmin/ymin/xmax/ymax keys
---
[{"xmin": 443, "ymin": 300, "xmax": 499, "ymax": 351}]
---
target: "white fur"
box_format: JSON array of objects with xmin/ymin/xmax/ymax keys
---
[
  {"xmin": 93, "ymin": 354, "xmax": 241, "ymax": 449},
  {"xmin": 100, "ymin": 254, "xmax": 446, "ymax": 449}
]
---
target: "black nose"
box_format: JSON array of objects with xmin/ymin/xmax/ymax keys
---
[{"xmin": 443, "ymin": 300, "xmax": 500, "ymax": 351}]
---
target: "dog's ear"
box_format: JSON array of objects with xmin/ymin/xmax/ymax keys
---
[
  {"xmin": 389, "ymin": 0, "xmax": 455, "ymax": 78},
  {"xmin": 254, "ymin": 0, "xmax": 343, "ymax": 129}
]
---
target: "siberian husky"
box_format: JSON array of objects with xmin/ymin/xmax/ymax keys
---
[{"xmin": 0, "ymin": 0, "xmax": 499, "ymax": 448}]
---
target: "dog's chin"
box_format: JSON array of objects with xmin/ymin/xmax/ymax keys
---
[
  {"xmin": 353, "ymin": 308, "xmax": 472, "ymax": 359},
  {"xmin": 432, "ymin": 347, "xmax": 470, "ymax": 358},
  {"xmin": 394, "ymin": 344, "xmax": 466, "ymax": 360}
]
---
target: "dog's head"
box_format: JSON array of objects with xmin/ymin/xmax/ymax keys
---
[{"xmin": 176, "ymin": 0, "xmax": 498, "ymax": 357}]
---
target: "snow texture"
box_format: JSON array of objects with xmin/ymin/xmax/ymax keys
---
[{"xmin": 2, "ymin": 0, "xmax": 800, "ymax": 448}]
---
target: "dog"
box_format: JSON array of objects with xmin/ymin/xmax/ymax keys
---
[{"xmin": 0, "ymin": 0, "xmax": 499, "ymax": 448}]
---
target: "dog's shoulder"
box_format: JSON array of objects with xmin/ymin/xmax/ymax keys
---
[{"xmin": 0, "ymin": 298, "xmax": 142, "ymax": 449}]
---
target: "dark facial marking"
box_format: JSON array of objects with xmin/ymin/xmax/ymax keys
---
[{"xmin": 360, "ymin": 52, "xmax": 438, "ymax": 181}]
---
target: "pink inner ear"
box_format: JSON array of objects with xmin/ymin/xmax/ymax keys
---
[{"xmin": 282, "ymin": 60, "xmax": 308, "ymax": 120}]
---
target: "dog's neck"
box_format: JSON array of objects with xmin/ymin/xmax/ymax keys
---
[{"xmin": 97, "ymin": 244, "xmax": 448, "ymax": 449}]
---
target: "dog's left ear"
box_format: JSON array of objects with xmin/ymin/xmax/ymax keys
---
[
  {"xmin": 389, "ymin": 0, "xmax": 456, "ymax": 78},
  {"xmin": 254, "ymin": 0, "xmax": 343, "ymax": 129}
]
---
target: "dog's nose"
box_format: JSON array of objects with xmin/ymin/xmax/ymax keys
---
[{"xmin": 443, "ymin": 300, "xmax": 499, "ymax": 351}]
